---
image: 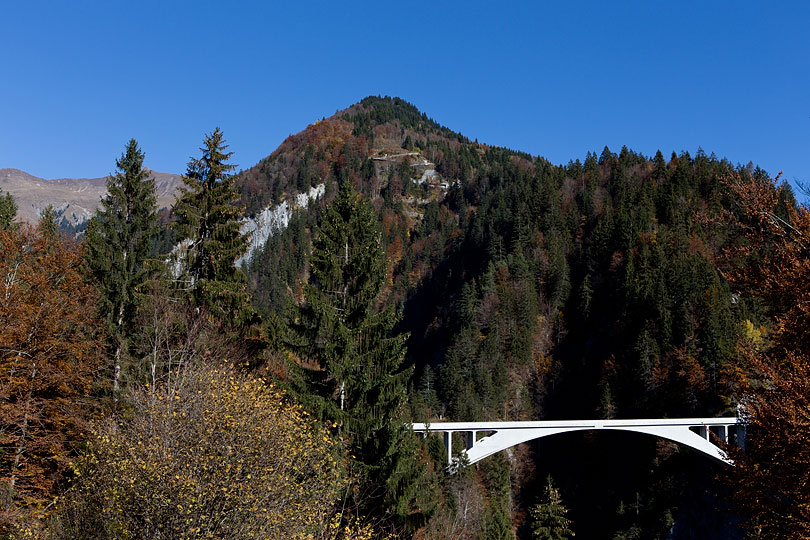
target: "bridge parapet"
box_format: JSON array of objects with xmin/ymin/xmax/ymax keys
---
[{"xmin": 412, "ymin": 417, "xmax": 741, "ymax": 468}]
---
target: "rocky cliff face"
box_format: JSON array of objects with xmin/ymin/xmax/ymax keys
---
[
  {"xmin": 0, "ymin": 168, "xmax": 183, "ymax": 225},
  {"xmin": 237, "ymin": 183, "xmax": 325, "ymax": 267}
]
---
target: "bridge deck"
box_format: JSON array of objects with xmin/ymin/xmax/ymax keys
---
[
  {"xmin": 412, "ymin": 417, "xmax": 738, "ymax": 431},
  {"xmin": 412, "ymin": 417, "xmax": 740, "ymax": 466}
]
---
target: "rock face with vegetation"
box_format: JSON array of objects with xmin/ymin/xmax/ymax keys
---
[{"xmin": 0, "ymin": 96, "xmax": 806, "ymax": 539}]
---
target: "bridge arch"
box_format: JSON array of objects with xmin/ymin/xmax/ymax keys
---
[{"xmin": 412, "ymin": 418, "xmax": 740, "ymax": 467}]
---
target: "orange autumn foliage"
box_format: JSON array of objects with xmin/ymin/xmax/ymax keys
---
[
  {"xmin": 0, "ymin": 224, "xmax": 103, "ymax": 526},
  {"xmin": 721, "ymin": 173, "xmax": 810, "ymax": 354},
  {"xmin": 719, "ymin": 172, "xmax": 810, "ymax": 538}
]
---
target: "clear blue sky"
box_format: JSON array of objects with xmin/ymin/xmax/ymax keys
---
[{"xmin": 2, "ymin": 1, "xmax": 808, "ymax": 192}]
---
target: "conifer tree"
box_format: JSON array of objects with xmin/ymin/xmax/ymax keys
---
[
  {"xmin": 0, "ymin": 189, "xmax": 17, "ymax": 230},
  {"xmin": 652, "ymin": 149, "xmax": 668, "ymax": 179},
  {"xmin": 84, "ymin": 139, "xmax": 157, "ymax": 391},
  {"xmin": 38, "ymin": 205, "xmax": 60, "ymax": 239},
  {"xmin": 530, "ymin": 475, "xmax": 575, "ymax": 539},
  {"xmin": 486, "ymin": 509, "xmax": 514, "ymax": 540},
  {"xmin": 288, "ymin": 180, "xmax": 434, "ymax": 526},
  {"xmin": 173, "ymin": 128, "xmax": 258, "ymax": 330},
  {"xmin": 483, "ymin": 453, "xmax": 515, "ymax": 539}
]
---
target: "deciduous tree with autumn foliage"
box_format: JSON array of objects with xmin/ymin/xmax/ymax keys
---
[
  {"xmin": 0, "ymin": 222, "xmax": 103, "ymax": 530},
  {"xmin": 720, "ymin": 171, "xmax": 810, "ymax": 537},
  {"xmin": 56, "ymin": 362, "xmax": 377, "ymax": 540}
]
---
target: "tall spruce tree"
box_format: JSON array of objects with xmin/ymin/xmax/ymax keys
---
[
  {"xmin": 288, "ymin": 180, "xmax": 435, "ymax": 527},
  {"xmin": 173, "ymin": 128, "xmax": 258, "ymax": 331},
  {"xmin": 84, "ymin": 139, "xmax": 157, "ymax": 391},
  {"xmin": 0, "ymin": 189, "xmax": 17, "ymax": 230},
  {"xmin": 38, "ymin": 205, "xmax": 60, "ymax": 239},
  {"xmin": 530, "ymin": 475, "xmax": 575, "ymax": 540}
]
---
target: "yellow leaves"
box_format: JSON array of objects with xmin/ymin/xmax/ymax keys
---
[
  {"xmin": 66, "ymin": 361, "xmax": 351, "ymax": 539},
  {"xmin": 741, "ymin": 319, "xmax": 766, "ymax": 350}
]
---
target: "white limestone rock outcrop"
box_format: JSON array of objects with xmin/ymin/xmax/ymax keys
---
[{"xmin": 237, "ymin": 183, "xmax": 325, "ymax": 267}]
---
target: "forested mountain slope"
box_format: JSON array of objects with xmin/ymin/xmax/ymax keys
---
[{"xmin": 236, "ymin": 96, "xmax": 785, "ymax": 539}]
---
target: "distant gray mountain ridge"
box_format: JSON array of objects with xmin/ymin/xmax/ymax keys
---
[{"xmin": 0, "ymin": 168, "xmax": 184, "ymax": 226}]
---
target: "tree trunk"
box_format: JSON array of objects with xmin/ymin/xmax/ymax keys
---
[{"xmin": 113, "ymin": 302, "xmax": 125, "ymax": 393}]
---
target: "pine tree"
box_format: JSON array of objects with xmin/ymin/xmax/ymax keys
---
[
  {"xmin": 288, "ymin": 180, "xmax": 434, "ymax": 526},
  {"xmin": 598, "ymin": 382, "xmax": 617, "ymax": 419},
  {"xmin": 84, "ymin": 139, "xmax": 157, "ymax": 391},
  {"xmin": 652, "ymin": 150, "xmax": 667, "ymax": 179},
  {"xmin": 483, "ymin": 453, "xmax": 515, "ymax": 539},
  {"xmin": 486, "ymin": 507, "xmax": 514, "ymax": 540},
  {"xmin": 173, "ymin": 128, "xmax": 258, "ymax": 331},
  {"xmin": 38, "ymin": 205, "xmax": 60, "ymax": 239},
  {"xmin": 530, "ymin": 475, "xmax": 575, "ymax": 539},
  {"xmin": 0, "ymin": 189, "xmax": 17, "ymax": 230}
]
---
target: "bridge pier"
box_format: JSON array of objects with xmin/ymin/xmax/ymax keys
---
[
  {"xmin": 711, "ymin": 425, "xmax": 728, "ymax": 444},
  {"xmin": 443, "ymin": 431, "xmax": 479, "ymax": 463}
]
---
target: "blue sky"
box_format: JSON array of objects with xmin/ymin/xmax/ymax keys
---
[{"xmin": 2, "ymin": 1, "xmax": 808, "ymax": 192}]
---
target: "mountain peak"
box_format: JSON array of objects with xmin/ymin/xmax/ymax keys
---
[
  {"xmin": 236, "ymin": 96, "xmax": 473, "ymax": 215},
  {"xmin": 339, "ymin": 95, "xmax": 465, "ymax": 142}
]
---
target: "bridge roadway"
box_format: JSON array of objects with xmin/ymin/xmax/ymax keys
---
[{"xmin": 412, "ymin": 417, "xmax": 741, "ymax": 467}]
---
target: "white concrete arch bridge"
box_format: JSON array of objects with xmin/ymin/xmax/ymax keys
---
[{"xmin": 412, "ymin": 417, "xmax": 742, "ymax": 468}]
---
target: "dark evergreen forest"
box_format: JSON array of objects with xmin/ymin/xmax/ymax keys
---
[{"xmin": 236, "ymin": 96, "xmax": 786, "ymax": 538}]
